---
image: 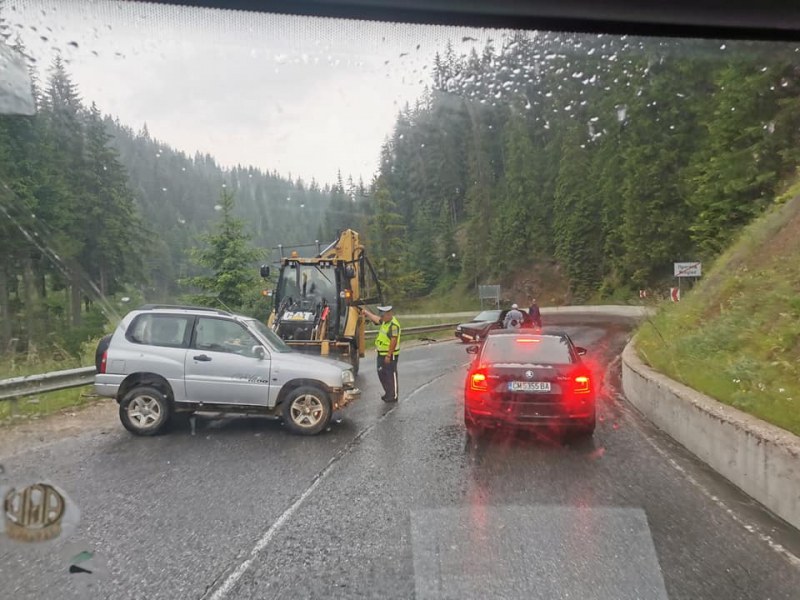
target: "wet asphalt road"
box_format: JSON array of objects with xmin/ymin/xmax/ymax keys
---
[{"xmin": 1, "ymin": 320, "xmax": 800, "ymax": 599}]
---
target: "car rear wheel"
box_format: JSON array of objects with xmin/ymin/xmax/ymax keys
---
[
  {"xmin": 282, "ymin": 386, "xmax": 332, "ymax": 435},
  {"xmin": 119, "ymin": 386, "xmax": 172, "ymax": 436}
]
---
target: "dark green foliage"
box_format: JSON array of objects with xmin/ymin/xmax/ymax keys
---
[
  {"xmin": 365, "ymin": 33, "xmax": 800, "ymax": 300},
  {"xmin": 0, "ymin": 48, "xmax": 331, "ymax": 356},
  {"xmin": 181, "ymin": 190, "xmax": 264, "ymax": 312}
]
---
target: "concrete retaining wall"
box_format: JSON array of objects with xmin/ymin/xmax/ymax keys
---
[{"xmin": 622, "ymin": 340, "xmax": 800, "ymax": 530}]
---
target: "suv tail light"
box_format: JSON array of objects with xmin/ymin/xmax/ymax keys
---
[{"xmin": 100, "ymin": 350, "xmax": 108, "ymax": 374}]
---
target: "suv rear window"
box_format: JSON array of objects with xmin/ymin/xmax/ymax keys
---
[
  {"xmin": 481, "ymin": 335, "xmax": 573, "ymax": 364},
  {"xmin": 126, "ymin": 314, "xmax": 192, "ymax": 348}
]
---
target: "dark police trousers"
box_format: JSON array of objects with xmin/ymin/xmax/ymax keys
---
[{"xmin": 377, "ymin": 354, "xmax": 399, "ymax": 401}]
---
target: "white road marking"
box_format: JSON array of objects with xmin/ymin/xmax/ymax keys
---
[
  {"xmin": 622, "ymin": 396, "xmax": 800, "ymax": 568},
  {"xmin": 204, "ymin": 366, "xmax": 460, "ymax": 600}
]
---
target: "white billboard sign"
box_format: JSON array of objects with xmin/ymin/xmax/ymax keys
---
[{"xmin": 674, "ymin": 262, "xmax": 702, "ymax": 277}]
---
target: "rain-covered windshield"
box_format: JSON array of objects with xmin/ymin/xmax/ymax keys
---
[
  {"xmin": 2, "ymin": 2, "xmax": 800, "ymax": 600},
  {"xmin": 481, "ymin": 335, "xmax": 573, "ymax": 364},
  {"xmin": 279, "ymin": 264, "xmax": 337, "ymax": 308}
]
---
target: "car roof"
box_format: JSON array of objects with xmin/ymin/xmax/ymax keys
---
[
  {"xmin": 485, "ymin": 329, "xmax": 571, "ymax": 342},
  {"xmin": 131, "ymin": 305, "xmax": 248, "ymax": 319}
]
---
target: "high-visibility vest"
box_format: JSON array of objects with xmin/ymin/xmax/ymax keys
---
[{"xmin": 375, "ymin": 317, "xmax": 401, "ymax": 356}]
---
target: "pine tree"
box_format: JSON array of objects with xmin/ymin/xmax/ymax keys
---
[
  {"xmin": 82, "ymin": 102, "xmax": 145, "ymax": 297},
  {"xmin": 40, "ymin": 56, "xmax": 88, "ymax": 325},
  {"xmin": 182, "ymin": 190, "xmax": 264, "ymax": 311},
  {"xmin": 688, "ymin": 61, "xmax": 791, "ymax": 255}
]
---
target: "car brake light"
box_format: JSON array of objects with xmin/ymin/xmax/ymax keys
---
[
  {"xmin": 470, "ymin": 371, "xmax": 488, "ymax": 392},
  {"xmin": 573, "ymin": 374, "xmax": 591, "ymax": 394},
  {"xmin": 100, "ymin": 350, "xmax": 108, "ymax": 374},
  {"xmin": 516, "ymin": 338, "xmax": 541, "ymax": 343}
]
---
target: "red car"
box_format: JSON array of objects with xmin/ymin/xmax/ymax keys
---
[{"xmin": 464, "ymin": 330, "xmax": 595, "ymax": 437}]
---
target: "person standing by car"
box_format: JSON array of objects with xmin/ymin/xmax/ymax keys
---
[
  {"xmin": 361, "ymin": 305, "xmax": 401, "ymax": 402},
  {"xmin": 503, "ymin": 303, "xmax": 525, "ymax": 329},
  {"xmin": 528, "ymin": 298, "xmax": 542, "ymax": 329}
]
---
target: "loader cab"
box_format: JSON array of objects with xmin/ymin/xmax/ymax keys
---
[{"xmin": 273, "ymin": 261, "xmax": 343, "ymax": 340}]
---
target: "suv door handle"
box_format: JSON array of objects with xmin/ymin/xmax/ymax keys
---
[{"xmin": 193, "ymin": 354, "xmax": 212, "ymax": 362}]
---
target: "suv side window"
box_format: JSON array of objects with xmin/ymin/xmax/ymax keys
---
[
  {"xmin": 194, "ymin": 317, "xmax": 260, "ymax": 357},
  {"xmin": 126, "ymin": 314, "xmax": 192, "ymax": 348}
]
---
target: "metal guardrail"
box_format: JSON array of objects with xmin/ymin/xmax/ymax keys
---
[
  {"xmin": 0, "ymin": 366, "xmax": 97, "ymax": 401},
  {"xmin": 364, "ymin": 322, "xmax": 457, "ymax": 338},
  {"xmin": 0, "ymin": 323, "xmax": 460, "ymax": 402}
]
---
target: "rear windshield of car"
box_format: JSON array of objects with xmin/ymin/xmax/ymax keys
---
[
  {"xmin": 481, "ymin": 335, "xmax": 573, "ymax": 364},
  {"xmin": 474, "ymin": 310, "xmax": 501, "ymax": 322}
]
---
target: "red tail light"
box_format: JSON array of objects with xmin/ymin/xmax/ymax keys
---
[
  {"xmin": 469, "ymin": 370, "xmax": 489, "ymax": 392},
  {"xmin": 574, "ymin": 374, "xmax": 591, "ymax": 394},
  {"xmin": 100, "ymin": 350, "xmax": 108, "ymax": 374}
]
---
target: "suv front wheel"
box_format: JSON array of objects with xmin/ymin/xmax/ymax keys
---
[
  {"xmin": 282, "ymin": 386, "xmax": 332, "ymax": 436},
  {"xmin": 119, "ymin": 386, "xmax": 172, "ymax": 436}
]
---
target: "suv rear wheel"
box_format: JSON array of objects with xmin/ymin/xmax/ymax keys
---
[
  {"xmin": 282, "ymin": 386, "xmax": 332, "ymax": 435},
  {"xmin": 119, "ymin": 386, "xmax": 172, "ymax": 436}
]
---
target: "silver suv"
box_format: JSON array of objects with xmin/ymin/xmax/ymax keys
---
[{"xmin": 95, "ymin": 305, "xmax": 360, "ymax": 436}]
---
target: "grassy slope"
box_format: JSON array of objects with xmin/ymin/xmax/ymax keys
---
[
  {"xmin": 636, "ymin": 193, "xmax": 800, "ymax": 436},
  {"xmin": 0, "ymin": 387, "xmax": 92, "ymax": 425}
]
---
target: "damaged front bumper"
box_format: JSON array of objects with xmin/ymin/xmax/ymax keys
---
[{"xmin": 331, "ymin": 387, "xmax": 361, "ymax": 411}]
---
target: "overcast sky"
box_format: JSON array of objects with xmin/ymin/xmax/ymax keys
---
[{"xmin": 4, "ymin": 0, "xmax": 508, "ymax": 186}]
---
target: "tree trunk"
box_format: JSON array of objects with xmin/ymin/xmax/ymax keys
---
[
  {"xmin": 99, "ymin": 265, "xmax": 107, "ymax": 298},
  {"xmin": 70, "ymin": 269, "xmax": 82, "ymax": 326},
  {"xmin": 0, "ymin": 264, "xmax": 11, "ymax": 353},
  {"xmin": 22, "ymin": 256, "xmax": 45, "ymax": 352}
]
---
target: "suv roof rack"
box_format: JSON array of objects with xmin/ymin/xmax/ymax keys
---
[{"xmin": 137, "ymin": 304, "xmax": 232, "ymax": 316}]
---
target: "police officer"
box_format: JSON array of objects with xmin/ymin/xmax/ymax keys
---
[{"xmin": 361, "ymin": 305, "xmax": 401, "ymax": 402}]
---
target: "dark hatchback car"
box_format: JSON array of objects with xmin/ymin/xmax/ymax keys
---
[
  {"xmin": 455, "ymin": 309, "xmax": 510, "ymax": 342},
  {"xmin": 463, "ymin": 330, "xmax": 595, "ymax": 437}
]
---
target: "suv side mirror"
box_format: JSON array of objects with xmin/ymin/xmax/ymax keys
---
[
  {"xmin": 575, "ymin": 346, "xmax": 587, "ymax": 356},
  {"xmin": 466, "ymin": 345, "xmax": 479, "ymax": 354},
  {"xmin": 252, "ymin": 345, "xmax": 266, "ymax": 360},
  {"xmin": 260, "ymin": 265, "xmax": 270, "ymax": 278}
]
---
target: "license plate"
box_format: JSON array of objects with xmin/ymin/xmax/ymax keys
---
[{"xmin": 508, "ymin": 381, "xmax": 551, "ymax": 393}]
